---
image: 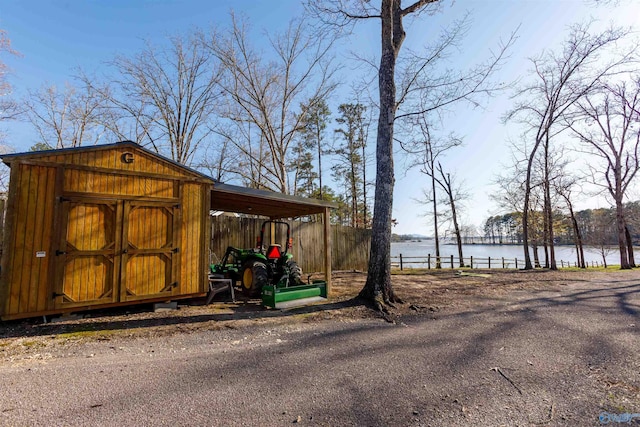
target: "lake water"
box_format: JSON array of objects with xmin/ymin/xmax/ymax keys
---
[{"xmin": 391, "ymin": 241, "xmax": 623, "ymax": 268}]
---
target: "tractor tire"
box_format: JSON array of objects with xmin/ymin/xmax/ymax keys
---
[
  {"xmin": 241, "ymin": 260, "xmax": 268, "ymax": 297},
  {"xmin": 286, "ymin": 259, "xmax": 303, "ymax": 286}
]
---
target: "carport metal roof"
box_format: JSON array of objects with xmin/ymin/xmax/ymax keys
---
[{"xmin": 210, "ymin": 182, "xmax": 336, "ymax": 218}]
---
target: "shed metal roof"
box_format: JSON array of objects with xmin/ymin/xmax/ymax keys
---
[{"xmin": 0, "ymin": 142, "xmax": 336, "ymax": 218}]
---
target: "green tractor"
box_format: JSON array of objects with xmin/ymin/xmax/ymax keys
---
[{"xmin": 211, "ymin": 220, "xmax": 327, "ymax": 308}]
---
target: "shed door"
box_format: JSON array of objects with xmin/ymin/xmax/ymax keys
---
[
  {"xmin": 119, "ymin": 201, "xmax": 179, "ymax": 302},
  {"xmin": 55, "ymin": 199, "xmax": 180, "ymax": 308},
  {"xmin": 55, "ymin": 200, "xmax": 120, "ymax": 307}
]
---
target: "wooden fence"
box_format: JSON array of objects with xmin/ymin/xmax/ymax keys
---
[
  {"xmin": 393, "ymin": 254, "xmax": 610, "ymax": 270},
  {"xmin": 393, "ymin": 254, "xmax": 521, "ymax": 270},
  {"xmin": 209, "ymin": 216, "xmax": 371, "ymax": 273}
]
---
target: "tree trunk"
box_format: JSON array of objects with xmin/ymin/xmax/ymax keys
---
[
  {"xmin": 543, "ymin": 242, "xmax": 549, "ymax": 269},
  {"xmin": 625, "ymin": 224, "xmax": 635, "ymax": 268},
  {"xmin": 351, "ymin": 165, "xmax": 358, "ymax": 227},
  {"xmin": 361, "ymin": 0, "xmax": 403, "ymax": 307},
  {"xmin": 451, "ymin": 200, "xmax": 464, "ymax": 267},
  {"xmin": 542, "ymin": 213, "xmax": 549, "ymax": 269},
  {"xmin": 521, "ymin": 157, "xmax": 535, "ymax": 269},
  {"xmin": 532, "ymin": 241, "xmax": 541, "ymax": 268},
  {"xmin": 362, "ymin": 144, "xmax": 368, "ymax": 228},
  {"xmin": 568, "ymin": 205, "xmax": 586, "ymax": 268},
  {"xmin": 430, "ymin": 152, "xmax": 441, "ymax": 269},
  {"xmin": 543, "ymin": 135, "xmax": 557, "ymax": 270},
  {"xmin": 615, "ymin": 197, "xmax": 631, "ymax": 269},
  {"xmin": 442, "ymin": 169, "xmax": 463, "ymax": 267},
  {"xmin": 317, "ymin": 132, "xmax": 323, "ymax": 200}
]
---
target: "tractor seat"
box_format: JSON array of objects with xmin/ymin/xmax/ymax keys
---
[{"xmin": 266, "ymin": 244, "xmax": 282, "ymax": 259}]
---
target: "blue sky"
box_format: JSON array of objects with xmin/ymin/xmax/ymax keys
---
[{"xmin": 1, "ymin": 0, "xmax": 639, "ymax": 235}]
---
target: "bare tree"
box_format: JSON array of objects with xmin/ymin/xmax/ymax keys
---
[
  {"xmin": 83, "ymin": 79, "xmax": 159, "ymax": 149},
  {"xmin": 568, "ymin": 78, "xmax": 640, "ymax": 269},
  {"xmin": 311, "ymin": 0, "xmax": 514, "ymax": 311},
  {"xmin": 492, "ymin": 152, "xmax": 547, "ymax": 267},
  {"xmin": 460, "ymin": 224, "xmax": 479, "ymax": 244},
  {"xmin": 584, "ymin": 208, "xmax": 617, "ymax": 268},
  {"xmin": 0, "ymin": 29, "xmax": 21, "ymax": 132},
  {"xmin": 100, "ymin": 33, "xmax": 222, "ymax": 165},
  {"xmin": 196, "ymin": 136, "xmax": 239, "ymax": 182},
  {"xmin": 491, "ymin": 149, "xmax": 528, "ymax": 216},
  {"xmin": 415, "ymin": 161, "xmax": 468, "ymax": 267},
  {"xmin": 0, "ymin": 29, "xmax": 20, "ymax": 191},
  {"xmin": 434, "ymin": 162, "xmax": 468, "ymax": 267},
  {"xmin": 553, "ymin": 162, "xmax": 586, "ymax": 268},
  {"xmin": 204, "ymin": 14, "xmax": 337, "ymax": 193},
  {"xmin": 24, "ymin": 82, "xmax": 105, "ymax": 148},
  {"xmin": 505, "ymin": 23, "xmax": 634, "ymax": 270},
  {"xmin": 212, "ymin": 119, "xmax": 271, "ymax": 189},
  {"xmin": 404, "ymin": 116, "xmax": 463, "ymax": 268}
]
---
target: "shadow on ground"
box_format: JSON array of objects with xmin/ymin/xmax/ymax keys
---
[
  {"xmin": 0, "ymin": 296, "xmax": 365, "ymax": 339},
  {"xmin": 1, "ymin": 271, "xmax": 639, "ymax": 342}
]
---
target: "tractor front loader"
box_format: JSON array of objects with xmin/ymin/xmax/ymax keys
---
[{"xmin": 210, "ymin": 220, "xmax": 327, "ymax": 309}]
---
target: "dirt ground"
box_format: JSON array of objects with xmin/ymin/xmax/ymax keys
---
[
  {"xmin": 0, "ymin": 268, "xmax": 639, "ymax": 426},
  {"xmin": 0, "ymin": 268, "xmax": 636, "ymax": 353}
]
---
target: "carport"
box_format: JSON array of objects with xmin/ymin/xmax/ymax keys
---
[{"xmin": 209, "ymin": 182, "xmax": 335, "ymax": 292}]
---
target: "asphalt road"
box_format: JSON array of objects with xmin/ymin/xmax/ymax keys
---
[{"xmin": 1, "ymin": 278, "xmax": 639, "ymax": 426}]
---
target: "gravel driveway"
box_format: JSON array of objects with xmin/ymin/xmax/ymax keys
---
[{"xmin": 1, "ymin": 270, "xmax": 639, "ymax": 426}]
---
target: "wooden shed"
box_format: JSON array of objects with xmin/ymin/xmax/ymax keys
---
[{"xmin": 0, "ymin": 142, "xmax": 334, "ymax": 320}]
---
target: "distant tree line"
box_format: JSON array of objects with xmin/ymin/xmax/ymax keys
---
[
  {"xmin": 484, "ymin": 201, "xmax": 640, "ymax": 267},
  {"xmin": 391, "ymin": 234, "xmax": 420, "ymax": 242}
]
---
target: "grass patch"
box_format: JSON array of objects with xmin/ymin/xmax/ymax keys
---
[
  {"xmin": 58, "ymin": 329, "xmax": 120, "ymax": 340},
  {"xmin": 392, "ymin": 268, "xmax": 431, "ymax": 275},
  {"xmin": 392, "ymin": 268, "xmax": 479, "ymax": 275},
  {"xmin": 559, "ymin": 265, "xmax": 622, "ymax": 272}
]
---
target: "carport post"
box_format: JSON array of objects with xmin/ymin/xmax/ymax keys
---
[{"xmin": 324, "ymin": 207, "xmax": 332, "ymax": 295}]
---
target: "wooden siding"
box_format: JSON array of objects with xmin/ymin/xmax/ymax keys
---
[
  {"xmin": 0, "ymin": 145, "xmax": 210, "ymax": 319},
  {"xmin": 37, "ymin": 147, "xmax": 191, "ymax": 178},
  {"xmin": 180, "ymin": 183, "xmax": 206, "ymax": 295},
  {"xmin": 210, "ymin": 216, "xmax": 370, "ymax": 273},
  {"xmin": 0, "ymin": 164, "xmax": 56, "ymax": 316},
  {"xmin": 63, "ymin": 169, "xmax": 175, "ymax": 198}
]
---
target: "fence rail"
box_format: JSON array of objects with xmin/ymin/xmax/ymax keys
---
[{"xmin": 392, "ymin": 254, "xmax": 608, "ymax": 270}]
